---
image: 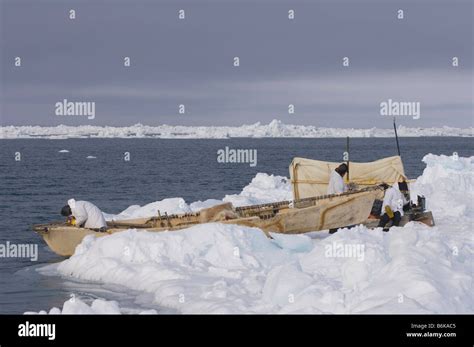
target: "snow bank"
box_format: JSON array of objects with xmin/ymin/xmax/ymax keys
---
[
  {"xmin": 2, "ymin": 120, "xmax": 472, "ymax": 139},
  {"xmin": 25, "ymin": 297, "xmax": 157, "ymax": 315},
  {"xmin": 223, "ymin": 173, "xmax": 292, "ymax": 207},
  {"xmin": 39, "ymin": 154, "xmax": 473, "ymax": 314},
  {"xmin": 411, "ymin": 154, "xmax": 474, "ymax": 219},
  {"xmin": 104, "ymin": 173, "xmax": 291, "ymax": 221},
  {"xmin": 105, "ymin": 198, "xmax": 192, "ymax": 221},
  {"xmin": 25, "ymin": 297, "xmax": 121, "ymax": 314},
  {"xmin": 53, "ymin": 224, "xmax": 297, "ymax": 313}
]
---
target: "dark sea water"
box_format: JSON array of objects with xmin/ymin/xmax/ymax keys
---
[{"xmin": 0, "ymin": 137, "xmax": 472, "ymax": 313}]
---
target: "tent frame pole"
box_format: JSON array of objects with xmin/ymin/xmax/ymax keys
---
[{"xmin": 393, "ymin": 117, "xmax": 401, "ymax": 157}]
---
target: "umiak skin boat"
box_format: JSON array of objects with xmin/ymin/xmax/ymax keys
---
[
  {"xmin": 34, "ymin": 187, "xmax": 382, "ymax": 257},
  {"xmin": 33, "ymin": 155, "xmax": 434, "ymax": 257}
]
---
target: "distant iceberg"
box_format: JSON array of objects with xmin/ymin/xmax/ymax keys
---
[{"xmin": 1, "ymin": 120, "xmax": 472, "ymax": 139}]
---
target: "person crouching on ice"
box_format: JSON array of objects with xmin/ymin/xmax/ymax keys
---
[
  {"xmin": 327, "ymin": 163, "xmax": 348, "ymax": 195},
  {"xmin": 61, "ymin": 199, "xmax": 107, "ymax": 232},
  {"xmin": 378, "ymin": 183, "xmax": 408, "ymax": 232}
]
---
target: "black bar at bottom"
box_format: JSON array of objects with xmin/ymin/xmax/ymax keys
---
[{"xmin": 0, "ymin": 314, "xmax": 471, "ymax": 346}]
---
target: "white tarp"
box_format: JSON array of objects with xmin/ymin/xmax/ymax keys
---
[{"xmin": 289, "ymin": 156, "xmax": 407, "ymax": 199}]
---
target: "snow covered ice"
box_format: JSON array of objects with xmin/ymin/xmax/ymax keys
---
[
  {"xmin": 35, "ymin": 154, "xmax": 473, "ymax": 314},
  {"xmin": 103, "ymin": 173, "xmax": 292, "ymax": 221},
  {"xmin": 2, "ymin": 120, "xmax": 473, "ymax": 139},
  {"xmin": 25, "ymin": 297, "xmax": 157, "ymax": 315}
]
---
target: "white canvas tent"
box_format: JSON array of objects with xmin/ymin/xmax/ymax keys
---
[{"xmin": 289, "ymin": 156, "xmax": 407, "ymax": 200}]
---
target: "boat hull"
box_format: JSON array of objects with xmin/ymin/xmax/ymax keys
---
[{"xmin": 34, "ymin": 188, "xmax": 384, "ymax": 257}]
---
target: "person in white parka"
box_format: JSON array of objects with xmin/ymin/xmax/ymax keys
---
[
  {"xmin": 60, "ymin": 199, "xmax": 107, "ymax": 230},
  {"xmin": 378, "ymin": 183, "xmax": 408, "ymax": 231},
  {"xmin": 327, "ymin": 163, "xmax": 349, "ymax": 195}
]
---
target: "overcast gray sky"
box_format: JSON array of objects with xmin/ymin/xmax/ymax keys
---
[{"xmin": 1, "ymin": 0, "xmax": 472, "ymax": 127}]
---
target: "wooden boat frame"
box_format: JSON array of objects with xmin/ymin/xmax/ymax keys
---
[{"xmin": 34, "ymin": 186, "xmax": 388, "ymax": 257}]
